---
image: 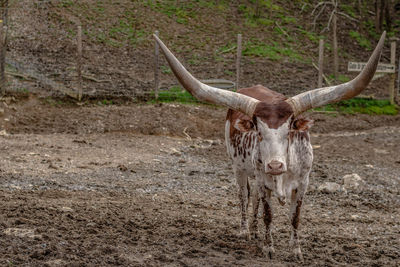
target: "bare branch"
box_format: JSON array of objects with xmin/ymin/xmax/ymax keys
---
[
  {"xmin": 321, "ymin": 9, "xmax": 335, "ymax": 33},
  {"xmin": 275, "ymin": 21, "xmax": 289, "ymax": 38},
  {"xmin": 311, "ymin": 1, "xmax": 334, "ymax": 16},
  {"xmin": 312, "ymin": 3, "xmax": 327, "ymax": 30},
  {"xmin": 337, "ymin": 11, "xmax": 359, "ymax": 22},
  {"xmin": 312, "ymin": 62, "xmax": 332, "ymax": 86}
]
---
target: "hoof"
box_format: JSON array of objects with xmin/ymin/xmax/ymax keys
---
[
  {"xmin": 249, "ymin": 231, "xmax": 258, "ymax": 240},
  {"xmin": 239, "ymin": 229, "xmax": 250, "ymax": 240},
  {"xmin": 262, "ymin": 246, "xmax": 275, "ymax": 259},
  {"xmin": 293, "ymin": 247, "xmax": 304, "ymax": 262}
]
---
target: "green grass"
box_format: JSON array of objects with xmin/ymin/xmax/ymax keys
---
[
  {"xmin": 148, "ymin": 88, "xmax": 398, "ymax": 115},
  {"xmin": 327, "ymin": 74, "xmax": 350, "ymax": 83},
  {"xmin": 99, "ymin": 99, "xmax": 113, "ymax": 105},
  {"xmin": 145, "ymin": 0, "xmax": 197, "ymax": 25},
  {"xmin": 149, "ymin": 86, "xmax": 199, "ymax": 104},
  {"xmin": 349, "ymin": 30, "xmax": 371, "ymax": 50},
  {"xmin": 161, "ymin": 65, "xmax": 172, "ymax": 74},
  {"xmin": 341, "ymin": 4, "xmax": 357, "ymax": 18},
  {"xmin": 314, "ymin": 98, "xmax": 398, "ymax": 115},
  {"xmin": 243, "ymin": 41, "xmax": 303, "ymax": 62}
]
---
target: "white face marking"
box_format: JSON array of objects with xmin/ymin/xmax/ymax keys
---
[{"xmin": 257, "ymin": 119, "xmax": 290, "ymax": 174}]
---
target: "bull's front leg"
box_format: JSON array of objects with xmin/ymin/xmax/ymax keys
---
[
  {"xmin": 235, "ymin": 169, "xmax": 250, "ymax": 240},
  {"xmin": 289, "ymin": 188, "xmax": 305, "ymax": 262},
  {"xmin": 259, "ymin": 185, "xmax": 274, "ymax": 259}
]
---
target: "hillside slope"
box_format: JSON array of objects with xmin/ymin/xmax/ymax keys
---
[{"xmin": 5, "ymin": 0, "xmax": 398, "ymax": 99}]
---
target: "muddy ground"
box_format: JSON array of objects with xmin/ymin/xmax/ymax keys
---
[{"xmin": 0, "ymin": 97, "xmax": 399, "ymax": 266}]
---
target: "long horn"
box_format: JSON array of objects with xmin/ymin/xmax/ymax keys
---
[
  {"xmin": 153, "ymin": 34, "xmax": 260, "ymax": 117},
  {"xmin": 287, "ymin": 31, "xmax": 386, "ymax": 116}
]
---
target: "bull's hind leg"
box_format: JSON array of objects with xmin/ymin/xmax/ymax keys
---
[
  {"xmin": 289, "ymin": 188, "xmax": 305, "ymax": 262},
  {"xmin": 259, "ymin": 186, "xmax": 274, "ymax": 259},
  {"xmin": 235, "ymin": 169, "xmax": 250, "ymax": 240},
  {"xmin": 249, "ymin": 178, "xmax": 259, "ymax": 240}
]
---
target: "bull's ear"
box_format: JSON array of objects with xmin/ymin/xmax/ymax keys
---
[
  {"xmin": 293, "ymin": 118, "xmax": 313, "ymax": 131},
  {"xmin": 234, "ymin": 120, "xmax": 255, "ymax": 132}
]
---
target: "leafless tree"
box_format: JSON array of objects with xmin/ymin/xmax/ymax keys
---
[{"xmin": 375, "ymin": 0, "xmax": 392, "ymax": 32}]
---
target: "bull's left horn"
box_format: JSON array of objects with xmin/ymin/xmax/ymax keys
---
[
  {"xmin": 286, "ymin": 31, "xmax": 386, "ymax": 116},
  {"xmin": 153, "ymin": 34, "xmax": 260, "ymax": 117}
]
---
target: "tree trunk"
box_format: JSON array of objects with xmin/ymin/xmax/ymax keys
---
[
  {"xmin": 375, "ymin": 0, "xmax": 382, "ymax": 31},
  {"xmin": 384, "ymin": 0, "xmax": 392, "ymax": 32},
  {"xmin": 358, "ymin": 0, "xmax": 362, "ymax": 18},
  {"xmin": 333, "ymin": 2, "xmax": 338, "ymax": 79},
  {"xmin": 0, "ymin": 0, "xmax": 8, "ymax": 26}
]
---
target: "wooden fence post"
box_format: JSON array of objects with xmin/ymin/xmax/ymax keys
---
[
  {"xmin": 389, "ymin": 38, "xmax": 396, "ymax": 105},
  {"xmin": 318, "ymin": 39, "xmax": 324, "ymax": 88},
  {"xmin": 154, "ymin": 30, "xmax": 160, "ymax": 99},
  {"xmin": 77, "ymin": 25, "xmax": 83, "ymax": 101},
  {"xmin": 0, "ymin": 21, "xmax": 5, "ymax": 96},
  {"xmin": 397, "ymin": 55, "xmax": 400, "ymax": 104},
  {"xmin": 332, "ymin": 8, "xmax": 338, "ymax": 79},
  {"xmin": 236, "ymin": 34, "xmax": 242, "ymax": 91}
]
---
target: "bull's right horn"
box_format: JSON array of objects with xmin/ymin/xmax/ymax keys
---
[
  {"xmin": 153, "ymin": 34, "xmax": 260, "ymax": 118},
  {"xmin": 286, "ymin": 31, "xmax": 386, "ymax": 116}
]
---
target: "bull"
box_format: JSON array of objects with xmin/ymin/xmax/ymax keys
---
[{"xmin": 154, "ymin": 32, "xmax": 385, "ymax": 261}]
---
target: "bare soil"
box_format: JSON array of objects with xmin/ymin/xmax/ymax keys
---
[{"xmin": 0, "ymin": 97, "xmax": 399, "ymax": 266}]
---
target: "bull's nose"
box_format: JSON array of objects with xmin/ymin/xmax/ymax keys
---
[
  {"xmin": 268, "ymin": 161, "xmax": 283, "ymax": 170},
  {"xmin": 267, "ymin": 160, "xmax": 284, "ymax": 174}
]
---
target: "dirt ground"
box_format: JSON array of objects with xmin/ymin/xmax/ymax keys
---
[{"xmin": 0, "ymin": 97, "xmax": 399, "ymax": 266}]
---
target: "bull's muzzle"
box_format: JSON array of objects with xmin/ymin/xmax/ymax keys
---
[{"xmin": 266, "ymin": 160, "xmax": 286, "ymax": 175}]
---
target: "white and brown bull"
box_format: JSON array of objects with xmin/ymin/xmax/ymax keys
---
[{"xmin": 154, "ymin": 32, "xmax": 386, "ymax": 260}]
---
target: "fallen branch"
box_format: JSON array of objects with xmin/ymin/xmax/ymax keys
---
[
  {"xmin": 312, "ymin": 110, "xmax": 339, "ymax": 114},
  {"xmin": 183, "ymin": 127, "xmax": 192, "ymax": 140},
  {"xmin": 337, "ymin": 11, "xmax": 358, "ymax": 22},
  {"xmin": 275, "ymin": 22, "xmax": 289, "ymax": 38},
  {"xmin": 218, "ymin": 45, "xmax": 236, "ymax": 54},
  {"xmin": 312, "ymin": 62, "xmax": 332, "ymax": 86},
  {"xmin": 82, "ymin": 74, "xmax": 111, "ymax": 83},
  {"xmin": 5, "ymin": 71, "xmax": 34, "ymax": 81}
]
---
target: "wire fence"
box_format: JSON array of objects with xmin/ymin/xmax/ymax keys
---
[
  {"xmin": 0, "ymin": 0, "xmax": 397, "ymax": 102},
  {"xmin": 2, "ymin": 0, "xmax": 159, "ymax": 100}
]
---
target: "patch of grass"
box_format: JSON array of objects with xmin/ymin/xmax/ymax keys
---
[
  {"xmin": 279, "ymin": 15, "xmax": 297, "ymax": 25},
  {"xmin": 149, "ymin": 86, "xmax": 198, "ymax": 104},
  {"xmin": 314, "ymin": 98, "xmax": 398, "ymax": 115},
  {"xmin": 363, "ymin": 19, "xmax": 379, "ymax": 39},
  {"xmin": 58, "ymin": 0, "xmax": 74, "ymax": 8},
  {"xmin": 239, "ymin": 1, "xmax": 281, "ymax": 27},
  {"xmin": 224, "ymin": 70, "xmax": 234, "ymax": 76},
  {"xmin": 341, "ymin": 4, "xmax": 357, "ymax": 18},
  {"xmin": 349, "ymin": 30, "xmax": 371, "ymax": 50},
  {"xmin": 147, "ymin": 0, "xmax": 197, "ymax": 25},
  {"xmin": 98, "ymin": 99, "xmax": 113, "ymax": 105},
  {"xmin": 243, "ymin": 41, "xmax": 303, "ymax": 62},
  {"xmin": 297, "ymin": 27, "xmax": 321, "ymax": 44},
  {"xmin": 188, "ymin": 54, "xmax": 202, "ymax": 65},
  {"xmin": 15, "ymin": 87, "xmax": 29, "ymax": 94},
  {"xmin": 337, "ymin": 74, "xmax": 350, "ymax": 83},
  {"xmin": 43, "ymin": 97, "xmax": 67, "ymax": 107},
  {"xmin": 327, "ymin": 74, "xmax": 350, "ymax": 83},
  {"xmin": 161, "ymin": 65, "xmax": 172, "ymax": 74},
  {"xmin": 216, "ymin": 43, "xmax": 236, "ymax": 54}
]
